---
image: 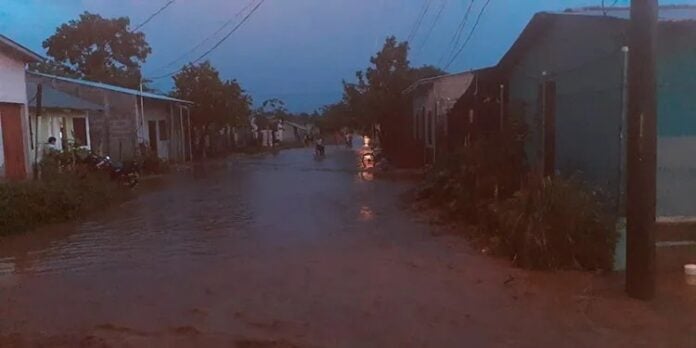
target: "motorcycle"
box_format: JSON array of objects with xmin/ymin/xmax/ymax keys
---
[
  {"xmin": 82, "ymin": 153, "xmax": 141, "ymax": 188},
  {"xmin": 314, "ymin": 143, "xmax": 326, "ymax": 158},
  {"xmin": 361, "ymin": 147, "xmax": 382, "ymax": 169}
]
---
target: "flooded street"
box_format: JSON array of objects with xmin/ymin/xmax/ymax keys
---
[{"xmin": 1, "ymin": 146, "xmax": 694, "ymax": 347}]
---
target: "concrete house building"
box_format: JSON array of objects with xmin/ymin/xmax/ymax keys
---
[
  {"xmin": 500, "ymin": 6, "xmax": 696, "ymax": 218},
  {"xmin": 404, "ymin": 72, "xmax": 474, "ymax": 165},
  {"xmin": 27, "ymin": 72, "xmax": 194, "ymax": 162},
  {"xmin": 26, "ymin": 82, "xmax": 103, "ymax": 163},
  {"xmin": 0, "ymin": 34, "xmax": 42, "ymax": 180}
]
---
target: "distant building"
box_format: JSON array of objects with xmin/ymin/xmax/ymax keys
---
[
  {"xmin": 0, "ymin": 34, "xmax": 42, "ymax": 180},
  {"xmin": 404, "ymin": 72, "xmax": 474, "ymax": 165},
  {"xmin": 27, "ymin": 72, "xmax": 194, "ymax": 162}
]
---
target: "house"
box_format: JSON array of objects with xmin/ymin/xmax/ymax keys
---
[
  {"xmin": 26, "ymin": 82, "xmax": 103, "ymax": 163},
  {"xmin": 446, "ymin": 67, "xmax": 507, "ymax": 152},
  {"xmin": 500, "ymin": 6, "xmax": 696, "ymax": 219},
  {"xmin": 281, "ymin": 120, "xmax": 309, "ymax": 144},
  {"xmin": 27, "ymin": 72, "xmax": 194, "ymax": 162},
  {"xmin": 404, "ymin": 72, "xmax": 475, "ymax": 165},
  {"xmin": 0, "ymin": 34, "xmax": 43, "ymax": 180}
]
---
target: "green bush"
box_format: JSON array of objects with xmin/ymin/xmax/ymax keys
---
[
  {"xmin": 0, "ymin": 172, "xmax": 127, "ymax": 236},
  {"xmin": 416, "ymin": 113, "xmax": 617, "ymax": 271},
  {"xmin": 489, "ymin": 176, "xmax": 618, "ymax": 270}
]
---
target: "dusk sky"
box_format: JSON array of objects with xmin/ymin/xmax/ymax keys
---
[{"xmin": 1, "ymin": 0, "xmax": 693, "ymax": 112}]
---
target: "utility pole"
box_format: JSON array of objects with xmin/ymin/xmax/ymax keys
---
[{"xmin": 626, "ymin": 0, "xmax": 658, "ymax": 300}]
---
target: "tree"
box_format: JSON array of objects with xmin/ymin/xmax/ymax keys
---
[
  {"xmin": 40, "ymin": 12, "xmax": 151, "ymax": 88},
  {"xmin": 171, "ymin": 61, "xmax": 252, "ymax": 129},
  {"xmin": 340, "ymin": 36, "xmax": 445, "ymax": 147},
  {"xmin": 256, "ymin": 98, "xmax": 288, "ymax": 120}
]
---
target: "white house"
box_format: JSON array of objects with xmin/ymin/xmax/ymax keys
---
[
  {"xmin": 28, "ymin": 72, "xmax": 194, "ymax": 162},
  {"xmin": 404, "ymin": 72, "xmax": 475, "ymax": 164},
  {"xmin": 0, "ymin": 34, "xmax": 42, "ymax": 180},
  {"xmin": 26, "ymin": 82, "xmax": 103, "ymax": 163}
]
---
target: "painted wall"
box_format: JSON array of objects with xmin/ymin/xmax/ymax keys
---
[
  {"xmin": 27, "ymin": 74, "xmax": 139, "ymax": 161},
  {"xmin": 0, "ymin": 50, "xmax": 31, "ymax": 179},
  {"xmin": 411, "ymin": 73, "xmax": 473, "ymax": 162},
  {"xmin": 0, "ymin": 52, "xmax": 27, "ymax": 103},
  {"xmin": 507, "ymin": 15, "xmax": 628, "ymax": 208},
  {"xmin": 655, "ymin": 23, "xmax": 696, "ymax": 216},
  {"xmin": 30, "ymin": 110, "xmax": 90, "ymax": 164},
  {"xmin": 508, "ymin": 16, "xmax": 696, "ymax": 217}
]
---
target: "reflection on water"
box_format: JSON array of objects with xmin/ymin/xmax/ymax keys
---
[
  {"xmin": 0, "ymin": 146, "xmax": 373, "ymax": 278},
  {"xmin": 359, "ymin": 206, "xmax": 376, "ymax": 221}
]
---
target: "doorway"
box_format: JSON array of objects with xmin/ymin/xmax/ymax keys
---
[
  {"xmin": 0, "ymin": 103, "xmax": 27, "ymax": 180},
  {"xmin": 148, "ymin": 120, "xmax": 158, "ymax": 155}
]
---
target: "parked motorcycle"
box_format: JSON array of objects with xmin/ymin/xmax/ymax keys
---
[{"xmin": 82, "ymin": 153, "xmax": 141, "ymax": 188}]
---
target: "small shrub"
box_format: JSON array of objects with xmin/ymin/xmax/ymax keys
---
[
  {"xmin": 493, "ymin": 176, "xmax": 618, "ymax": 270},
  {"xmin": 0, "ymin": 172, "xmax": 127, "ymax": 236}
]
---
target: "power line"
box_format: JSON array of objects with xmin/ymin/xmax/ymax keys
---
[
  {"xmin": 132, "ymin": 0, "xmax": 176, "ymax": 32},
  {"xmin": 416, "ymin": 0, "xmax": 448, "ymax": 53},
  {"xmin": 148, "ymin": 0, "xmax": 266, "ymax": 81},
  {"xmin": 150, "ymin": 0, "xmax": 257, "ymax": 74},
  {"xmin": 438, "ymin": 0, "xmax": 475, "ymax": 67},
  {"xmin": 444, "ymin": 0, "xmax": 492, "ymax": 70},
  {"xmin": 407, "ymin": 0, "xmax": 433, "ymax": 43}
]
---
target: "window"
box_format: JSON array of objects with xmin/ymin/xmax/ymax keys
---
[{"xmin": 158, "ymin": 120, "xmax": 169, "ymax": 141}]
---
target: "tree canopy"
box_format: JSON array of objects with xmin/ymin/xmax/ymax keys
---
[
  {"xmin": 38, "ymin": 12, "xmax": 151, "ymax": 89},
  {"xmin": 171, "ymin": 61, "xmax": 252, "ymax": 129},
  {"xmin": 321, "ymin": 36, "xmax": 445, "ymax": 132}
]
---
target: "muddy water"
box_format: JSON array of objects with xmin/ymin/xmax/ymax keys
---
[{"xmin": 0, "ymin": 146, "xmax": 694, "ymax": 347}]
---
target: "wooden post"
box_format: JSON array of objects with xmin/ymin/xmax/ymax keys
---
[
  {"xmin": 31, "ymin": 84, "xmax": 42, "ymax": 179},
  {"xmin": 626, "ymin": 0, "xmax": 658, "ymax": 300}
]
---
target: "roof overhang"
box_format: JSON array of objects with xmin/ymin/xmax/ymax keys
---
[{"xmin": 0, "ymin": 34, "xmax": 43, "ymax": 63}]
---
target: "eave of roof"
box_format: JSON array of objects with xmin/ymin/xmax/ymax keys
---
[
  {"xmin": 497, "ymin": 7, "xmax": 696, "ymax": 74},
  {"xmin": 0, "ymin": 34, "xmax": 44, "ymax": 63},
  {"xmin": 27, "ymin": 71, "xmax": 193, "ymax": 105},
  {"xmin": 26, "ymin": 82, "xmax": 103, "ymax": 111},
  {"xmin": 404, "ymin": 71, "xmax": 473, "ymax": 95}
]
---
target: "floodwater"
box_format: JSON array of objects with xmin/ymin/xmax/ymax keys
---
[{"xmin": 0, "ymin": 146, "xmax": 694, "ymax": 347}]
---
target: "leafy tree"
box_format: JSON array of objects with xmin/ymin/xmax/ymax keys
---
[
  {"xmin": 339, "ymin": 36, "xmax": 445, "ymax": 147},
  {"xmin": 171, "ymin": 61, "xmax": 252, "ymax": 129},
  {"xmin": 40, "ymin": 12, "xmax": 151, "ymax": 88},
  {"xmin": 256, "ymin": 98, "xmax": 289, "ymax": 120}
]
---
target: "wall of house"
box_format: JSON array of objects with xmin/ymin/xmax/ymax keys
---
[
  {"xmin": 655, "ymin": 23, "xmax": 696, "ymax": 217},
  {"xmin": 508, "ymin": 17, "xmax": 696, "ymax": 217},
  {"xmin": 0, "ymin": 51, "xmax": 31, "ymax": 179},
  {"xmin": 30, "ymin": 110, "xmax": 90, "ymax": 164},
  {"xmin": 507, "ymin": 16, "xmax": 627, "ymax": 207},
  {"xmin": 0, "ymin": 52, "xmax": 27, "ymax": 103},
  {"xmin": 141, "ymin": 99, "xmax": 188, "ymax": 162},
  {"xmin": 26, "ymin": 75, "xmax": 139, "ymax": 161}
]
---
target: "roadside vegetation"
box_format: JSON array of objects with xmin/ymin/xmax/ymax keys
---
[
  {"xmin": 0, "ymin": 172, "xmax": 127, "ymax": 236},
  {"xmin": 414, "ymin": 114, "xmax": 618, "ymax": 271},
  {"xmin": 0, "ymin": 149, "xmax": 135, "ymax": 236}
]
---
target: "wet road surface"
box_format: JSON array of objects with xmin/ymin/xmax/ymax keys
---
[{"xmin": 1, "ymin": 146, "xmax": 694, "ymax": 347}]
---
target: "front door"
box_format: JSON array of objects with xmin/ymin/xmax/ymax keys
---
[
  {"xmin": 148, "ymin": 120, "xmax": 158, "ymax": 155},
  {"xmin": 0, "ymin": 103, "xmax": 27, "ymax": 180},
  {"xmin": 72, "ymin": 117, "xmax": 88, "ymax": 147}
]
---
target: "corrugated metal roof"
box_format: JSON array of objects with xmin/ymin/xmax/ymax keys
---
[
  {"xmin": 28, "ymin": 71, "xmax": 193, "ymax": 104},
  {"xmin": 499, "ymin": 6, "xmax": 696, "ymax": 73},
  {"xmin": 26, "ymin": 82, "xmax": 103, "ymax": 111},
  {"xmin": 0, "ymin": 34, "xmax": 43, "ymax": 62},
  {"xmin": 555, "ymin": 5, "xmax": 696, "ymax": 22},
  {"xmin": 403, "ymin": 71, "xmax": 476, "ymax": 95}
]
